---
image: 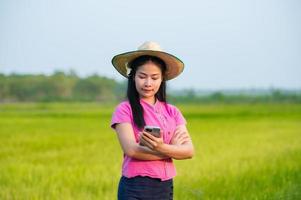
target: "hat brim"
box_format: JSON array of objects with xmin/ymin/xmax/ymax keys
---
[{"xmin": 111, "ymin": 50, "xmax": 184, "ymax": 80}]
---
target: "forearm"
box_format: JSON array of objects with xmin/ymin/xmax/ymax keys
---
[
  {"xmin": 126, "ymin": 143, "xmax": 169, "ymax": 160},
  {"xmin": 115, "ymin": 123, "xmax": 168, "ymax": 161},
  {"xmin": 157, "ymin": 142, "xmax": 194, "ymax": 160}
]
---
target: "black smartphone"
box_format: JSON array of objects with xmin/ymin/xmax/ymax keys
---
[{"xmin": 144, "ymin": 125, "xmax": 161, "ymax": 138}]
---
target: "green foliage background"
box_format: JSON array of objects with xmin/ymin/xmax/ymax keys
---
[
  {"xmin": 0, "ymin": 72, "xmax": 124, "ymax": 102},
  {"xmin": 1, "ymin": 72, "xmax": 300, "ymax": 103}
]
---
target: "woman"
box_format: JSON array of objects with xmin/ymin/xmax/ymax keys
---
[{"xmin": 111, "ymin": 41, "xmax": 194, "ymax": 200}]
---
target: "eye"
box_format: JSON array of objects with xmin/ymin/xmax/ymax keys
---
[
  {"xmin": 152, "ymin": 76, "xmax": 160, "ymax": 80},
  {"xmin": 138, "ymin": 75, "xmax": 146, "ymax": 79}
]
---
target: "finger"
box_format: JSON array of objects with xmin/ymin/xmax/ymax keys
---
[
  {"xmin": 142, "ymin": 131, "xmax": 153, "ymax": 137},
  {"xmin": 178, "ymin": 132, "xmax": 187, "ymax": 141},
  {"xmin": 140, "ymin": 137, "xmax": 154, "ymax": 149},
  {"xmin": 139, "ymin": 138, "xmax": 146, "ymax": 146},
  {"xmin": 142, "ymin": 134, "xmax": 159, "ymax": 148},
  {"xmin": 139, "ymin": 132, "xmax": 144, "ymax": 139},
  {"xmin": 177, "ymin": 133, "xmax": 188, "ymax": 141},
  {"xmin": 140, "ymin": 133, "xmax": 151, "ymax": 144},
  {"xmin": 173, "ymin": 133, "xmax": 189, "ymax": 143},
  {"xmin": 174, "ymin": 129, "xmax": 187, "ymax": 137},
  {"xmin": 178, "ymin": 130, "xmax": 188, "ymax": 136},
  {"xmin": 142, "ymin": 134, "xmax": 156, "ymax": 145},
  {"xmin": 174, "ymin": 127, "xmax": 184, "ymax": 135},
  {"xmin": 172, "ymin": 131, "xmax": 181, "ymax": 140},
  {"xmin": 173, "ymin": 129, "xmax": 181, "ymax": 136},
  {"xmin": 143, "ymin": 132, "xmax": 158, "ymax": 141},
  {"xmin": 175, "ymin": 132, "xmax": 185, "ymax": 141},
  {"xmin": 178, "ymin": 134, "xmax": 189, "ymax": 141},
  {"xmin": 178, "ymin": 137, "xmax": 190, "ymax": 144}
]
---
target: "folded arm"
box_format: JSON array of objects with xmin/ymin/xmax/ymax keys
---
[
  {"xmin": 114, "ymin": 123, "xmax": 168, "ymax": 160},
  {"xmin": 140, "ymin": 125, "xmax": 194, "ymax": 160}
]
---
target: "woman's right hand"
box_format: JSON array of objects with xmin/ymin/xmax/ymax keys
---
[{"xmin": 139, "ymin": 131, "xmax": 164, "ymax": 151}]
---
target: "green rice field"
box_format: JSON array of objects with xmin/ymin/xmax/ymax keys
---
[{"xmin": 0, "ymin": 102, "xmax": 300, "ymax": 200}]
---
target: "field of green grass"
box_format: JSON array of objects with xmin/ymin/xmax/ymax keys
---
[{"xmin": 0, "ymin": 102, "xmax": 300, "ymax": 200}]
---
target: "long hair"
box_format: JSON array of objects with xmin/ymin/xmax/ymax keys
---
[{"xmin": 127, "ymin": 55, "xmax": 167, "ymax": 129}]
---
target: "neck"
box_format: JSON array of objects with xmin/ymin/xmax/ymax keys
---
[{"xmin": 140, "ymin": 96, "xmax": 156, "ymax": 105}]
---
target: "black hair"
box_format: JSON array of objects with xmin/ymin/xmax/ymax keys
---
[{"xmin": 127, "ymin": 55, "xmax": 167, "ymax": 129}]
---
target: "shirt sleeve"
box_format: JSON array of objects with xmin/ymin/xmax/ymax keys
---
[
  {"xmin": 174, "ymin": 106, "xmax": 187, "ymax": 126},
  {"xmin": 167, "ymin": 104, "xmax": 187, "ymax": 126},
  {"xmin": 111, "ymin": 102, "xmax": 132, "ymax": 129}
]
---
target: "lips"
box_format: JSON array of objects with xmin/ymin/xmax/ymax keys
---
[{"xmin": 142, "ymin": 89, "xmax": 153, "ymax": 92}]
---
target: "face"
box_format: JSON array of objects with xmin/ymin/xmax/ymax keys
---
[{"xmin": 134, "ymin": 61, "xmax": 163, "ymax": 103}]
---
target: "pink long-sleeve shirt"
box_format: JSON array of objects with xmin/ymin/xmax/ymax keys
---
[{"xmin": 111, "ymin": 99, "xmax": 186, "ymax": 181}]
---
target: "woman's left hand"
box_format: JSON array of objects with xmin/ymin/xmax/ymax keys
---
[
  {"xmin": 140, "ymin": 131, "xmax": 164, "ymax": 151},
  {"xmin": 170, "ymin": 126, "xmax": 190, "ymax": 146}
]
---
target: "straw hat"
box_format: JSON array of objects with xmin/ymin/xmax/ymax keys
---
[{"xmin": 111, "ymin": 41, "xmax": 184, "ymax": 80}]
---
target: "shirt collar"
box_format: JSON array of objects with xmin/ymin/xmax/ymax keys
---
[{"xmin": 140, "ymin": 98, "xmax": 161, "ymax": 110}]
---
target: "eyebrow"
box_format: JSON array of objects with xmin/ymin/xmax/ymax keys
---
[{"xmin": 138, "ymin": 72, "xmax": 160, "ymax": 76}]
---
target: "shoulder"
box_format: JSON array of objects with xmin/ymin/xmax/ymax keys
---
[
  {"xmin": 164, "ymin": 102, "xmax": 182, "ymax": 116},
  {"xmin": 164, "ymin": 102, "xmax": 186, "ymax": 125},
  {"xmin": 115, "ymin": 101, "xmax": 131, "ymax": 110},
  {"xmin": 111, "ymin": 101, "xmax": 133, "ymax": 129},
  {"xmin": 113, "ymin": 101, "xmax": 132, "ymax": 115}
]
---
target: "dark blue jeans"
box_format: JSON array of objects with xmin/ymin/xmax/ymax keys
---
[{"xmin": 118, "ymin": 176, "xmax": 173, "ymax": 200}]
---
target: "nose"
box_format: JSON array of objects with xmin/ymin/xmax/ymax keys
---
[{"xmin": 144, "ymin": 78, "xmax": 152, "ymax": 87}]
